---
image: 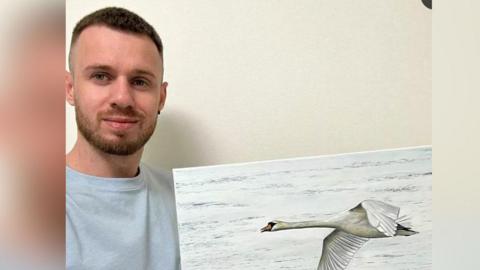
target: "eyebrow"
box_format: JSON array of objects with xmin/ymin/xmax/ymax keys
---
[
  {"xmin": 131, "ymin": 69, "xmax": 157, "ymax": 79},
  {"xmin": 83, "ymin": 64, "xmax": 114, "ymax": 74}
]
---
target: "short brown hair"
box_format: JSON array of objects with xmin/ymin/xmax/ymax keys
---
[{"xmin": 68, "ymin": 7, "xmax": 163, "ymax": 72}]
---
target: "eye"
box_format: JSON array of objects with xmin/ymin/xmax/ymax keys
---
[
  {"xmin": 131, "ymin": 78, "xmax": 150, "ymax": 87},
  {"xmin": 91, "ymin": 73, "xmax": 110, "ymax": 82}
]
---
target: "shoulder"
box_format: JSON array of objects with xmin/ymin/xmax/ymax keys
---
[{"xmin": 140, "ymin": 163, "xmax": 175, "ymax": 191}]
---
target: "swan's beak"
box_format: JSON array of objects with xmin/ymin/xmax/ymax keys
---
[{"xmin": 260, "ymin": 224, "xmax": 273, "ymax": 232}]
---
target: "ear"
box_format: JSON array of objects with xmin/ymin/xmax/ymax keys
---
[
  {"xmin": 158, "ymin": 81, "xmax": 168, "ymax": 112},
  {"xmin": 65, "ymin": 70, "xmax": 75, "ymax": 106}
]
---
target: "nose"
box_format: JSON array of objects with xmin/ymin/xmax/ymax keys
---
[{"xmin": 110, "ymin": 77, "xmax": 134, "ymax": 110}]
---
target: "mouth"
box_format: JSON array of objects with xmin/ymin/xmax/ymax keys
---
[{"xmin": 103, "ymin": 117, "xmax": 139, "ymax": 130}]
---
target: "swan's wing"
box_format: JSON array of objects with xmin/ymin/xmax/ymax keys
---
[
  {"xmin": 317, "ymin": 230, "xmax": 368, "ymax": 270},
  {"xmin": 360, "ymin": 200, "xmax": 400, "ymax": 237}
]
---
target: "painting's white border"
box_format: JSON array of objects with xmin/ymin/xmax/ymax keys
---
[{"xmin": 173, "ymin": 145, "xmax": 432, "ymax": 172}]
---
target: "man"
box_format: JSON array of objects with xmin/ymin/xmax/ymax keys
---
[{"xmin": 65, "ymin": 7, "xmax": 181, "ymax": 270}]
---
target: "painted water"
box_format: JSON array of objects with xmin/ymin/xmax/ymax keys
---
[{"xmin": 173, "ymin": 147, "xmax": 432, "ymax": 270}]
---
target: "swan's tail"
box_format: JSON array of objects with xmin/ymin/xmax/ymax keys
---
[{"xmin": 395, "ymin": 223, "xmax": 418, "ymax": 236}]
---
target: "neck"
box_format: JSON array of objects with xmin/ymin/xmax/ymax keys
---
[
  {"xmin": 66, "ymin": 135, "xmax": 142, "ymax": 178},
  {"xmin": 277, "ymin": 220, "xmax": 338, "ymax": 231}
]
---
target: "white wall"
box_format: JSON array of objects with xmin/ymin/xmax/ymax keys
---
[{"xmin": 66, "ymin": 0, "xmax": 431, "ymax": 170}]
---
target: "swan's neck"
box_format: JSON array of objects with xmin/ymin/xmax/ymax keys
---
[{"xmin": 276, "ymin": 220, "xmax": 337, "ymax": 231}]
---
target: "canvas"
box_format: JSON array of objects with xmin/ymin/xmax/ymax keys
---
[{"xmin": 173, "ymin": 146, "xmax": 432, "ymax": 269}]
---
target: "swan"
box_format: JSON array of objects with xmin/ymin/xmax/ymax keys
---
[{"xmin": 260, "ymin": 200, "xmax": 418, "ymax": 270}]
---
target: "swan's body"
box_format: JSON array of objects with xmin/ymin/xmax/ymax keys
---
[{"xmin": 260, "ymin": 200, "xmax": 417, "ymax": 270}]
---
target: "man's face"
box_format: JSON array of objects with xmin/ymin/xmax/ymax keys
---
[{"xmin": 66, "ymin": 25, "xmax": 166, "ymax": 155}]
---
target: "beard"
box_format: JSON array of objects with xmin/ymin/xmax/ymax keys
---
[{"xmin": 75, "ymin": 105, "xmax": 157, "ymax": 156}]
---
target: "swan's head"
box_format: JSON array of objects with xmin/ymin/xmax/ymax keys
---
[{"xmin": 260, "ymin": 220, "xmax": 284, "ymax": 232}]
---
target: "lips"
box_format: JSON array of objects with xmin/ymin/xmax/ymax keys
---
[{"xmin": 103, "ymin": 117, "xmax": 139, "ymax": 130}]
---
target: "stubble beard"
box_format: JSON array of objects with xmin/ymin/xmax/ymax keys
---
[{"xmin": 75, "ymin": 105, "xmax": 157, "ymax": 156}]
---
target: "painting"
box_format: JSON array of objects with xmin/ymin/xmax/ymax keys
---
[{"xmin": 173, "ymin": 146, "xmax": 432, "ymax": 269}]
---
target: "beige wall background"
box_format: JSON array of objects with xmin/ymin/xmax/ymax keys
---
[
  {"xmin": 434, "ymin": 0, "xmax": 480, "ymax": 269},
  {"xmin": 66, "ymin": 0, "xmax": 431, "ymax": 170}
]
